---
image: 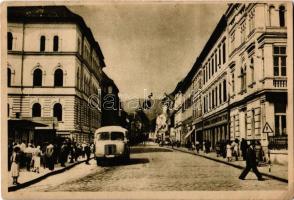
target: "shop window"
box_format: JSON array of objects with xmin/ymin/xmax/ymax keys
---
[
  {"xmin": 33, "ymin": 68, "xmax": 42, "ymax": 86},
  {"xmin": 32, "ymin": 103, "xmax": 41, "ymax": 117},
  {"xmin": 54, "ymin": 68, "xmax": 63, "ymax": 87},
  {"xmin": 53, "ymin": 103, "xmax": 62, "ymax": 121},
  {"xmin": 40, "ymin": 35, "xmax": 46, "ymax": 52},
  {"xmin": 53, "ymin": 36, "xmax": 59, "ymax": 52},
  {"xmin": 8, "ymin": 32, "xmax": 13, "ymax": 50}
]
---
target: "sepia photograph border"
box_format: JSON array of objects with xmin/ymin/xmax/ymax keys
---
[{"xmin": 1, "ymin": 0, "xmax": 293, "ymax": 199}]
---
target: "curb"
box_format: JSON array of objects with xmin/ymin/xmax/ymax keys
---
[
  {"xmin": 169, "ymin": 147, "xmax": 288, "ymax": 183},
  {"xmin": 8, "ymin": 157, "xmax": 94, "ymax": 192}
]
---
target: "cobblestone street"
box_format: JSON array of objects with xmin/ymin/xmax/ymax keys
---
[{"xmin": 18, "ymin": 144, "xmax": 287, "ymax": 192}]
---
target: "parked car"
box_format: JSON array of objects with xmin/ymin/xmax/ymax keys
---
[{"xmin": 94, "ymin": 126, "xmax": 130, "ymax": 165}]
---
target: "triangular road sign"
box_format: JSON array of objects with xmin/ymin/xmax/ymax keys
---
[{"xmin": 263, "ymin": 122, "xmax": 274, "ymax": 133}]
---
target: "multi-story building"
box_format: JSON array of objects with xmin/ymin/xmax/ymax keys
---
[
  {"xmin": 227, "ymin": 3, "xmax": 289, "ymax": 152},
  {"xmin": 170, "ymin": 2, "xmax": 290, "ymax": 152},
  {"xmin": 7, "ymin": 6, "xmax": 108, "ymax": 144}
]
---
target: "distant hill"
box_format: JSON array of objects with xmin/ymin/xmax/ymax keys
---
[{"xmin": 121, "ymin": 99, "xmax": 163, "ymax": 121}]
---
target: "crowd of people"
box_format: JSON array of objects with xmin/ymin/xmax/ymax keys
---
[{"xmin": 8, "ymin": 139, "xmax": 94, "ymax": 185}]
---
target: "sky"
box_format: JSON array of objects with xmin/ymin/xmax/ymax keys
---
[{"xmin": 69, "ymin": 3, "xmax": 227, "ymax": 100}]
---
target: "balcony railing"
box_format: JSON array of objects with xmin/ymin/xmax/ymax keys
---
[
  {"xmin": 273, "ymin": 78, "xmax": 287, "ymax": 88},
  {"xmin": 261, "ymin": 77, "xmax": 287, "ymax": 89}
]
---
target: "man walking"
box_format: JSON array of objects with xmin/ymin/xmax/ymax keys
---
[{"xmin": 239, "ymin": 141, "xmax": 264, "ymax": 181}]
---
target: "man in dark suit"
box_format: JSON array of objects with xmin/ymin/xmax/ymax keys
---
[{"xmin": 239, "ymin": 141, "xmax": 264, "ymax": 181}]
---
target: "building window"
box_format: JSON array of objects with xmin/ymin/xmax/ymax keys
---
[
  {"xmin": 208, "ymin": 62, "xmax": 211, "ymax": 79},
  {"xmin": 222, "ymin": 42, "xmax": 226, "ymax": 63},
  {"xmin": 279, "ymin": 5, "xmax": 285, "ymax": 27},
  {"xmin": 8, "ymin": 104, "xmax": 10, "ymax": 117},
  {"xmin": 206, "ymin": 65, "xmax": 209, "ymax": 81},
  {"xmin": 219, "ymin": 83, "xmax": 222, "ymax": 104},
  {"xmin": 273, "ymin": 46, "xmax": 286, "ymax": 76},
  {"xmin": 53, "ymin": 103, "xmax": 62, "ymax": 121},
  {"xmin": 8, "ymin": 32, "xmax": 13, "ymax": 50},
  {"xmin": 215, "ymin": 53, "xmax": 217, "ymax": 72},
  {"xmin": 218, "ymin": 47, "xmax": 221, "ymax": 66},
  {"xmin": 240, "ymin": 67, "xmax": 246, "ymax": 91},
  {"xmin": 223, "ymin": 80, "xmax": 227, "ymax": 102},
  {"xmin": 203, "ymin": 68, "xmax": 206, "ymax": 84},
  {"xmin": 212, "ymin": 89, "xmax": 214, "ymax": 108},
  {"xmin": 40, "ymin": 36, "xmax": 46, "ymax": 52},
  {"xmin": 274, "ymin": 101, "xmax": 286, "ymax": 135},
  {"xmin": 251, "ymin": 109, "xmax": 255, "ymax": 136},
  {"xmin": 54, "ymin": 68, "xmax": 63, "ymax": 87},
  {"xmin": 7, "ymin": 68, "xmax": 11, "ymax": 87},
  {"xmin": 53, "ymin": 36, "xmax": 59, "ymax": 52},
  {"xmin": 250, "ymin": 58, "xmax": 254, "ymax": 83},
  {"xmin": 209, "ymin": 92, "xmax": 211, "ymax": 110},
  {"xmin": 215, "ymin": 86, "xmax": 218, "ymax": 106},
  {"xmin": 269, "ymin": 5, "xmax": 275, "ymax": 26},
  {"xmin": 33, "ymin": 68, "xmax": 42, "ymax": 86},
  {"xmin": 232, "ymin": 72, "xmax": 235, "ymax": 94},
  {"xmin": 211, "ymin": 58, "xmax": 214, "ymax": 75},
  {"xmin": 32, "ymin": 103, "xmax": 41, "ymax": 117}
]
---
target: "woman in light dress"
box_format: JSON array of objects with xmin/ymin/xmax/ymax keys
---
[
  {"xmin": 32, "ymin": 146, "xmax": 41, "ymax": 173},
  {"xmin": 11, "ymin": 146, "xmax": 21, "ymax": 185},
  {"xmin": 226, "ymin": 141, "xmax": 232, "ymax": 162}
]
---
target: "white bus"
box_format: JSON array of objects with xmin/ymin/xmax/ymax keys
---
[{"xmin": 94, "ymin": 126, "xmax": 130, "ymax": 165}]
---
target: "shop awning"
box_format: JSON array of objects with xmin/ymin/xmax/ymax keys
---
[
  {"xmin": 8, "ymin": 119, "xmax": 48, "ymax": 129},
  {"xmin": 184, "ymin": 129, "xmax": 195, "ymax": 139}
]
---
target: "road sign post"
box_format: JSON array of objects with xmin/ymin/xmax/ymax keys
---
[{"xmin": 262, "ymin": 122, "xmax": 274, "ymax": 172}]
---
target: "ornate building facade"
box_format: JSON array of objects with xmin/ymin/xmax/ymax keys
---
[{"xmin": 7, "ymin": 6, "xmax": 107, "ymax": 143}]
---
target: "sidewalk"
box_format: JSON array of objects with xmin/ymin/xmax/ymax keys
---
[
  {"xmin": 8, "ymin": 156, "xmax": 94, "ymax": 192},
  {"xmin": 168, "ymin": 146, "xmax": 288, "ymax": 182}
]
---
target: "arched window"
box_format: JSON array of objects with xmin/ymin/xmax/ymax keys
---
[
  {"xmin": 7, "ymin": 68, "xmax": 11, "ymax": 87},
  {"xmin": 32, "ymin": 103, "xmax": 41, "ymax": 117},
  {"xmin": 279, "ymin": 5, "xmax": 285, "ymax": 27},
  {"xmin": 40, "ymin": 35, "xmax": 46, "ymax": 51},
  {"xmin": 269, "ymin": 5, "xmax": 275, "ymax": 26},
  {"xmin": 53, "ymin": 36, "xmax": 59, "ymax": 51},
  {"xmin": 33, "ymin": 68, "xmax": 42, "ymax": 86},
  {"xmin": 54, "ymin": 68, "xmax": 63, "ymax": 87},
  {"xmin": 53, "ymin": 103, "xmax": 62, "ymax": 121},
  {"xmin": 8, "ymin": 32, "xmax": 13, "ymax": 50}
]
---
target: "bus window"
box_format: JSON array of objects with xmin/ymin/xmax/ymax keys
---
[
  {"xmin": 99, "ymin": 132, "xmax": 110, "ymax": 140},
  {"xmin": 111, "ymin": 132, "xmax": 124, "ymax": 141}
]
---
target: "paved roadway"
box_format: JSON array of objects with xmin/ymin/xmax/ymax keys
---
[{"xmin": 19, "ymin": 144, "xmax": 287, "ymax": 191}]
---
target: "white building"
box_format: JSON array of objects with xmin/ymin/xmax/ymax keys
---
[{"xmin": 7, "ymin": 6, "xmax": 105, "ymax": 144}]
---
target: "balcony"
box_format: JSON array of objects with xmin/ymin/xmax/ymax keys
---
[{"xmin": 261, "ymin": 77, "xmax": 287, "ymax": 90}]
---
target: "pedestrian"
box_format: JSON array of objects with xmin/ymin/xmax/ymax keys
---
[
  {"xmin": 226, "ymin": 141, "xmax": 232, "ymax": 162},
  {"xmin": 32, "ymin": 146, "xmax": 41, "ymax": 173},
  {"xmin": 24, "ymin": 143, "xmax": 34, "ymax": 171},
  {"xmin": 10, "ymin": 146, "xmax": 21, "ymax": 185},
  {"xmin": 239, "ymin": 141, "xmax": 264, "ymax": 181},
  {"xmin": 240, "ymin": 138, "xmax": 247, "ymax": 161},
  {"xmin": 205, "ymin": 140, "xmax": 210, "ymax": 154},
  {"xmin": 195, "ymin": 141, "xmax": 200, "ymax": 154},
  {"xmin": 41, "ymin": 143, "xmax": 47, "ymax": 169},
  {"xmin": 232, "ymin": 139, "xmax": 239, "ymax": 161},
  {"xmin": 45, "ymin": 142, "xmax": 55, "ymax": 170},
  {"xmin": 60, "ymin": 141, "xmax": 68, "ymax": 167},
  {"xmin": 85, "ymin": 143, "xmax": 91, "ymax": 164},
  {"xmin": 203, "ymin": 141, "xmax": 206, "ymax": 153}
]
